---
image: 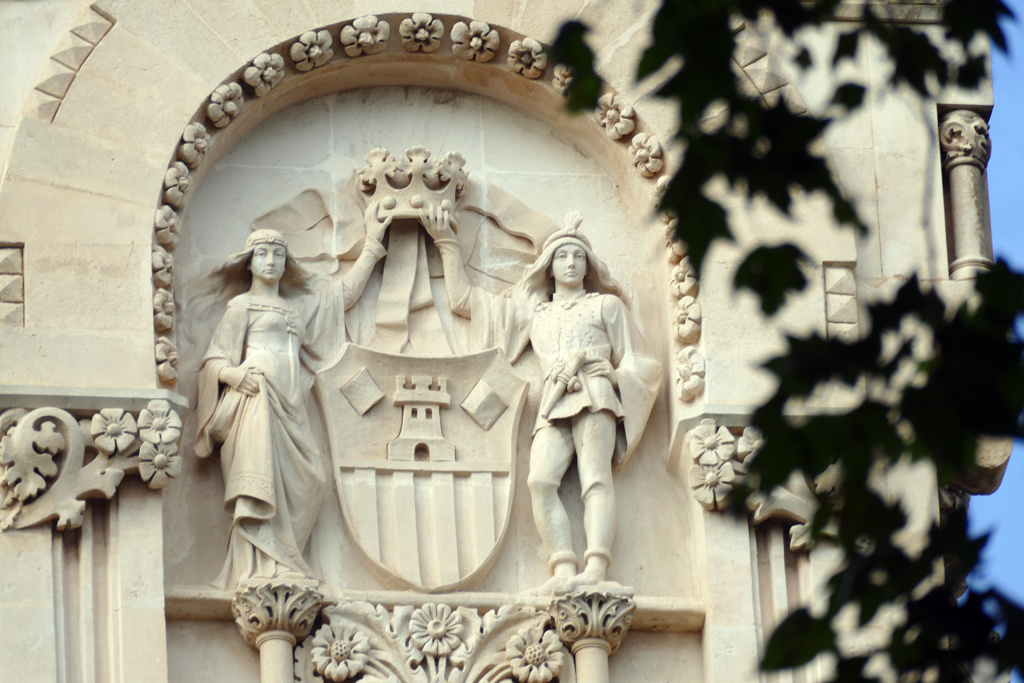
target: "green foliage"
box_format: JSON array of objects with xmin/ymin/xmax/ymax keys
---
[{"xmin": 552, "ymin": 0, "xmax": 1021, "ymax": 680}]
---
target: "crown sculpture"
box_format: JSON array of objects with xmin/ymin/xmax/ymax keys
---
[{"xmin": 357, "ymin": 146, "xmax": 468, "ymax": 221}]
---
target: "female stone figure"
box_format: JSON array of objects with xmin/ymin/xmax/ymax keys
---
[
  {"xmin": 195, "ymin": 206, "xmax": 390, "ymax": 589},
  {"xmin": 421, "ymin": 206, "xmax": 661, "ymax": 593}
]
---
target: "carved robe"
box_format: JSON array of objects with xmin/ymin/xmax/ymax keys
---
[
  {"xmin": 467, "ymin": 289, "xmax": 661, "ymax": 465},
  {"xmin": 195, "ymin": 289, "xmax": 334, "ymax": 588}
]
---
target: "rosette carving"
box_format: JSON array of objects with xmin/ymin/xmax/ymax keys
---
[
  {"xmin": 629, "ymin": 133, "xmax": 664, "ymax": 177},
  {"xmin": 154, "ymin": 205, "xmax": 179, "ymax": 250},
  {"xmin": 552, "ymin": 64, "xmax": 573, "ymax": 96},
  {"xmin": 400, "ymin": 13, "xmax": 443, "ymax": 53},
  {"xmin": 233, "ymin": 581, "xmax": 324, "ymax": 648},
  {"xmin": 450, "ymin": 21, "xmax": 499, "ymax": 62},
  {"xmin": 178, "ymin": 122, "xmax": 210, "ymax": 168},
  {"xmin": 294, "ymin": 602, "xmax": 572, "ymax": 683},
  {"xmin": 290, "ymin": 30, "xmax": 333, "ymax": 71},
  {"xmin": 341, "ymin": 16, "xmax": 390, "ymax": 57},
  {"xmin": 508, "ymin": 38, "xmax": 547, "ymax": 78},
  {"xmin": 207, "ymin": 82, "xmax": 243, "ymax": 128},
  {"xmin": 552, "ymin": 589, "xmax": 635, "ymax": 655},
  {"xmin": 595, "ymin": 94, "xmax": 635, "ymax": 140},
  {"xmin": 0, "ymin": 400, "xmax": 184, "ymax": 531},
  {"xmin": 243, "ymin": 52, "xmax": 286, "ymax": 97}
]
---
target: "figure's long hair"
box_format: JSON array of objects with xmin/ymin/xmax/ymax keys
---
[
  {"xmin": 505, "ymin": 212, "xmax": 630, "ymax": 308},
  {"xmin": 211, "ymin": 243, "xmax": 316, "ymax": 302}
]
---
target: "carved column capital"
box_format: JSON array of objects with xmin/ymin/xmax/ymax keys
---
[
  {"xmin": 232, "ymin": 580, "xmax": 324, "ymax": 649},
  {"xmin": 940, "ymin": 109, "xmax": 991, "ymax": 171},
  {"xmin": 552, "ymin": 588, "xmax": 636, "ymax": 655}
]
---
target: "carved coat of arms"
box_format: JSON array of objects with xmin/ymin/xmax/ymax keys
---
[{"xmin": 315, "ymin": 344, "xmax": 527, "ymax": 591}]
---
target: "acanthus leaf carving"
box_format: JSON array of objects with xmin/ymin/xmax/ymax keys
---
[
  {"xmin": 296, "ymin": 602, "xmax": 572, "ymax": 683},
  {"xmin": 940, "ymin": 109, "xmax": 991, "ymax": 171},
  {"xmin": 552, "ymin": 589, "xmax": 635, "ymax": 655},
  {"xmin": 0, "ymin": 402, "xmax": 182, "ymax": 532},
  {"xmin": 232, "ymin": 580, "xmax": 324, "ymax": 649},
  {"xmin": 450, "ymin": 21, "xmax": 499, "ymax": 62}
]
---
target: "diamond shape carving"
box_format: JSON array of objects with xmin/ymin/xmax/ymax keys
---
[
  {"xmin": 340, "ymin": 368, "xmax": 385, "ymax": 416},
  {"xmin": 461, "ymin": 378, "xmax": 507, "ymax": 431}
]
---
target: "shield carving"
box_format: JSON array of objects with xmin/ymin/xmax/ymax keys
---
[{"xmin": 315, "ymin": 344, "xmax": 528, "ymax": 592}]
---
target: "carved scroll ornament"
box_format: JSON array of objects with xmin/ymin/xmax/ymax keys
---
[
  {"xmin": 0, "ymin": 400, "xmax": 184, "ymax": 531},
  {"xmin": 295, "ymin": 602, "xmax": 573, "ymax": 683}
]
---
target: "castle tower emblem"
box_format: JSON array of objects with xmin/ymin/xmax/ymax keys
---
[{"xmin": 387, "ymin": 375, "xmax": 454, "ymax": 462}]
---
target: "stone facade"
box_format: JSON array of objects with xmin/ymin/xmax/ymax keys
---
[{"xmin": 0, "ymin": 1, "xmax": 1005, "ymax": 682}]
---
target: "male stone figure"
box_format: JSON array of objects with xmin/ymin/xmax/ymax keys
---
[{"xmin": 420, "ymin": 205, "xmax": 661, "ymax": 592}]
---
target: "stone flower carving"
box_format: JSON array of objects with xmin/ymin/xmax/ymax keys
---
[
  {"xmin": 595, "ymin": 93, "xmax": 636, "ymax": 140},
  {"xmin": 506, "ymin": 623, "xmax": 563, "ymax": 683},
  {"xmin": 178, "ymin": 122, "xmax": 210, "ymax": 168},
  {"xmin": 243, "ymin": 52, "xmax": 286, "ymax": 97},
  {"xmin": 409, "ymin": 603, "xmax": 463, "ymax": 657},
  {"xmin": 552, "ymin": 64, "xmax": 573, "ymax": 96},
  {"xmin": 671, "ymin": 258, "xmax": 698, "ymax": 299},
  {"xmin": 400, "ymin": 13, "xmax": 443, "ymax": 53},
  {"xmin": 450, "ymin": 21, "xmax": 499, "ymax": 62},
  {"xmin": 89, "ymin": 409, "xmax": 137, "ymax": 455},
  {"xmin": 154, "ymin": 205, "xmax": 179, "ymax": 250},
  {"xmin": 290, "ymin": 30, "xmax": 333, "ymax": 71},
  {"xmin": 153, "ymin": 288, "xmax": 174, "ymax": 332},
  {"xmin": 674, "ymin": 295, "xmax": 702, "ymax": 343},
  {"xmin": 688, "ymin": 419, "xmax": 736, "ymax": 465},
  {"xmin": 690, "ymin": 460, "xmax": 736, "ymax": 511},
  {"xmin": 139, "ymin": 441, "xmax": 180, "ymax": 489},
  {"xmin": 309, "ymin": 622, "xmax": 371, "ymax": 682},
  {"xmin": 676, "ymin": 346, "xmax": 706, "ymax": 402},
  {"xmin": 341, "ymin": 16, "xmax": 390, "ymax": 57},
  {"xmin": 207, "ymin": 82, "xmax": 243, "ymax": 128},
  {"xmin": 508, "ymin": 38, "xmax": 547, "ymax": 78},
  {"xmin": 630, "ymin": 133, "xmax": 664, "ymax": 177},
  {"xmin": 162, "ymin": 162, "xmax": 190, "ymax": 209},
  {"xmin": 155, "ymin": 336, "xmax": 178, "ymax": 383},
  {"xmin": 138, "ymin": 399, "xmax": 182, "ymax": 445},
  {"xmin": 152, "ymin": 245, "xmax": 173, "ymax": 288},
  {"xmin": 735, "ymin": 426, "xmax": 764, "ymax": 476}
]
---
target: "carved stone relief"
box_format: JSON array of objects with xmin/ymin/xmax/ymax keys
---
[
  {"xmin": 0, "ymin": 400, "xmax": 184, "ymax": 531},
  {"xmin": 295, "ymin": 602, "xmax": 574, "ymax": 683},
  {"xmin": 0, "ymin": 246, "xmax": 25, "ymax": 327}
]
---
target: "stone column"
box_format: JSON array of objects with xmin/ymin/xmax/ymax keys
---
[
  {"xmin": 232, "ymin": 580, "xmax": 324, "ymax": 683},
  {"xmin": 553, "ymin": 588, "xmax": 636, "ymax": 683},
  {"xmin": 939, "ymin": 109, "xmax": 994, "ymax": 280}
]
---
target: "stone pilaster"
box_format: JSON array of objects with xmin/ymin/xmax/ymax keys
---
[
  {"xmin": 553, "ymin": 588, "xmax": 635, "ymax": 683},
  {"xmin": 233, "ymin": 580, "xmax": 324, "ymax": 683},
  {"xmin": 939, "ymin": 109, "xmax": 994, "ymax": 280}
]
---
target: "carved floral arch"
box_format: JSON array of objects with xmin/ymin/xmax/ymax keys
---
[{"xmin": 16, "ymin": 5, "xmax": 811, "ymax": 393}]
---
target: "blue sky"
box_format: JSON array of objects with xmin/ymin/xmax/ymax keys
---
[{"xmin": 965, "ymin": 0, "xmax": 1024, "ymax": 678}]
